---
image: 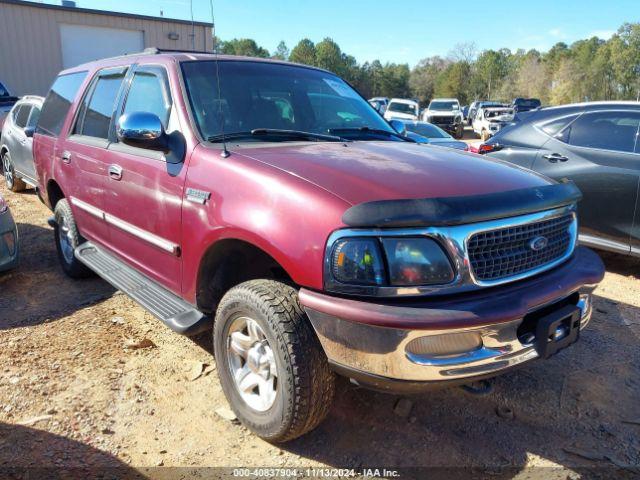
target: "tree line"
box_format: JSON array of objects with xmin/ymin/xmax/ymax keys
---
[{"xmin": 216, "ymin": 22, "xmax": 640, "ymax": 107}]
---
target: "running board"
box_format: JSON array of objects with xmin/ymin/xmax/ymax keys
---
[{"xmin": 75, "ymin": 242, "xmax": 210, "ymax": 336}]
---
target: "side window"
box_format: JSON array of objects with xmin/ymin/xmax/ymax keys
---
[
  {"xmin": 27, "ymin": 106, "xmax": 41, "ymax": 129},
  {"xmin": 565, "ymin": 111, "xmax": 640, "ymax": 153},
  {"xmin": 122, "ymin": 70, "xmax": 171, "ymax": 128},
  {"xmin": 538, "ymin": 115, "xmax": 578, "ymax": 138},
  {"xmin": 75, "ymin": 71, "xmax": 126, "ymax": 139},
  {"xmin": 15, "ymin": 105, "xmax": 32, "ymax": 128},
  {"xmin": 37, "ymin": 71, "xmax": 88, "ymax": 137}
]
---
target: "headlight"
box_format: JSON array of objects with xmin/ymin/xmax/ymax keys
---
[
  {"xmin": 331, "ymin": 238, "xmax": 385, "ymax": 286},
  {"xmin": 381, "ymin": 237, "xmax": 454, "ymax": 285},
  {"xmin": 327, "ymin": 236, "xmax": 454, "ymax": 295}
]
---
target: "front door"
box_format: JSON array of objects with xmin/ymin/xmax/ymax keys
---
[
  {"xmin": 102, "ymin": 65, "xmax": 185, "ymax": 294},
  {"xmin": 532, "ymin": 110, "xmax": 640, "ymax": 253}
]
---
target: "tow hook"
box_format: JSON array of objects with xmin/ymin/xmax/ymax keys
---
[{"xmin": 460, "ymin": 379, "xmax": 493, "ymax": 396}]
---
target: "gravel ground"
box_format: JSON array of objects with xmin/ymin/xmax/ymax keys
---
[{"xmin": 0, "ymin": 179, "xmax": 639, "ymax": 479}]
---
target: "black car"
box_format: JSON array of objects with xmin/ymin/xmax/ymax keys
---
[
  {"xmin": 481, "ymin": 102, "xmax": 640, "ymax": 256},
  {"xmin": 512, "ymin": 97, "xmax": 541, "ymax": 113},
  {"xmin": 0, "ymin": 81, "xmax": 19, "ymax": 127}
]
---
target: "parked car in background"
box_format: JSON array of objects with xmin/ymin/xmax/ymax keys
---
[
  {"xmin": 368, "ymin": 96, "xmax": 389, "ymax": 113},
  {"xmin": 472, "ymin": 106, "xmax": 515, "ymax": 140},
  {"xmin": 480, "ymin": 101, "xmax": 640, "ymax": 256},
  {"xmin": 383, "ymin": 98, "xmax": 420, "ymax": 121},
  {"xmin": 399, "ymin": 120, "xmax": 468, "ymax": 150},
  {"xmin": 34, "ymin": 51, "xmax": 603, "ymax": 443},
  {"xmin": 0, "ymin": 81, "xmax": 19, "ymax": 128},
  {"xmin": 1, "ymin": 96, "xmax": 44, "ymax": 192},
  {"xmin": 421, "ymin": 98, "xmax": 464, "ymax": 138},
  {"xmin": 467, "ymin": 101, "xmax": 504, "ymax": 126},
  {"xmin": 0, "ymin": 193, "xmax": 18, "ymax": 272},
  {"xmin": 461, "ymin": 104, "xmax": 469, "ymax": 122},
  {"xmin": 512, "ymin": 97, "xmax": 541, "ymax": 113}
]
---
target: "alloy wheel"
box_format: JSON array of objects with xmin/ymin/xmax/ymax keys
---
[
  {"xmin": 2, "ymin": 154, "xmax": 13, "ymax": 189},
  {"xmin": 227, "ymin": 316, "xmax": 278, "ymax": 412},
  {"xmin": 57, "ymin": 215, "xmax": 75, "ymax": 264}
]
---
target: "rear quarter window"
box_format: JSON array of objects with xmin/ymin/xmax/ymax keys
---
[{"xmin": 37, "ymin": 71, "xmax": 88, "ymax": 137}]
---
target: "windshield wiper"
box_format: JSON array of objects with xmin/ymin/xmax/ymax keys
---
[
  {"xmin": 328, "ymin": 126, "xmax": 414, "ymax": 142},
  {"xmin": 208, "ymin": 129, "xmax": 346, "ymax": 143}
]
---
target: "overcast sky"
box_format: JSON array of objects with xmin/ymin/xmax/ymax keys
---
[{"xmin": 37, "ymin": 0, "xmax": 637, "ymax": 66}]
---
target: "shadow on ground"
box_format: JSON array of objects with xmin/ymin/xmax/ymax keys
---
[
  {"xmin": 0, "ymin": 223, "xmax": 114, "ymax": 328},
  {"xmin": 0, "ymin": 422, "xmax": 145, "ymax": 478}
]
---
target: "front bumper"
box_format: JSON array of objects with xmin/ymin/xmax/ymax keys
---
[
  {"xmin": 0, "ymin": 208, "xmax": 19, "ymax": 272},
  {"xmin": 300, "ymin": 247, "xmax": 604, "ymax": 392}
]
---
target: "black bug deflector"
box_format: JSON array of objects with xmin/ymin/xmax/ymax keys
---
[{"xmin": 341, "ymin": 182, "xmax": 582, "ymax": 228}]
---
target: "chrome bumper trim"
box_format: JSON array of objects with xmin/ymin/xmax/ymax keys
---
[{"xmin": 307, "ymin": 292, "xmax": 593, "ymax": 383}]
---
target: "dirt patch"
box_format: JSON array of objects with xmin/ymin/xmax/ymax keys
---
[{"xmin": 1, "ymin": 182, "xmax": 639, "ymax": 476}]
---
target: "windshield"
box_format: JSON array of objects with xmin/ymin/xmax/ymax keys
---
[
  {"xmin": 387, "ymin": 102, "xmax": 417, "ymax": 115},
  {"xmin": 0, "ymin": 82, "xmax": 9, "ymax": 97},
  {"xmin": 429, "ymin": 101, "xmax": 458, "ymax": 111},
  {"xmin": 485, "ymin": 109, "xmax": 514, "ymax": 119},
  {"xmin": 405, "ymin": 123, "xmax": 449, "ymax": 138},
  {"xmin": 181, "ymin": 60, "xmax": 394, "ymax": 141}
]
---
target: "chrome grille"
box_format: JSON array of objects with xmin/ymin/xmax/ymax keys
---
[{"xmin": 467, "ymin": 214, "xmax": 574, "ymax": 282}]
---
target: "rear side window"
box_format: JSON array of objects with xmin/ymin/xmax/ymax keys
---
[
  {"xmin": 37, "ymin": 71, "xmax": 88, "ymax": 137},
  {"xmin": 15, "ymin": 105, "xmax": 31, "ymax": 128},
  {"xmin": 75, "ymin": 70, "xmax": 126, "ymax": 139},
  {"xmin": 122, "ymin": 69, "xmax": 171, "ymax": 128},
  {"xmin": 538, "ymin": 115, "xmax": 578, "ymax": 138},
  {"xmin": 27, "ymin": 106, "xmax": 41, "ymax": 129},
  {"xmin": 564, "ymin": 111, "xmax": 640, "ymax": 153}
]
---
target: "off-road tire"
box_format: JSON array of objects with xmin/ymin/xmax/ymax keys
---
[
  {"xmin": 2, "ymin": 152, "xmax": 26, "ymax": 192},
  {"xmin": 53, "ymin": 198, "xmax": 92, "ymax": 278},
  {"xmin": 214, "ymin": 279, "xmax": 335, "ymax": 443}
]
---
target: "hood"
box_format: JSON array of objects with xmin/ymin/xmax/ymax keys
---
[
  {"xmin": 385, "ymin": 112, "xmax": 418, "ymax": 120},
  {"xmin": 231, "ymin": 141, "xmax": 551, "ymax": 206},
  {"xmin": 427, "ymin": 110, "xmax": 457, "ymax": 116},
  {"xmin": 426, "ymin": 138, "xmax": 468, "ymax": 150}
]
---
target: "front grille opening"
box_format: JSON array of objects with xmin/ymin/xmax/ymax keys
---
[
  {"xmin": 468, "ymin": 214, "xmax": 573, "ymax": 282},
  {"xmin": 517, "ymin": 292, "xmax": 580, "ymax": 344}
]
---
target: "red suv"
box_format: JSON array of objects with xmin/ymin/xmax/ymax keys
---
[{"xmin": 33, "ymin": 50, "xmax": 604, "ymax": 442}]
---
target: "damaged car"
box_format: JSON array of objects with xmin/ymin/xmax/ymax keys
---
[{"xmin": 34, "ymin": 51, "xmax": 604, "ymax": 442}]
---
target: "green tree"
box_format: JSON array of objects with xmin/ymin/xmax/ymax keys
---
[
  {"xmin": 289, "ymin": 39, "xmax": 317, "ymax": 66},
  {"xmin": 219, "ymin": 38, "xmax": 269, "ymax": 58},
  {"xmin": 272, "ymin": 41, "xmax": 289, "ymax": 61}
]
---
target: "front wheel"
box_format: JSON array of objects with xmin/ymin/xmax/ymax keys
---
[{"xmin": 214, "ymin": 280, "xmax": 335, "ymax": 442}]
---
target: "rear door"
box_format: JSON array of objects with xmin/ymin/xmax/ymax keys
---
[
  {"xmin": 61, "ymin": 67, "xmax": 128, "ymax": 244},
  {"xmin": 632, "ymin": 123, "xmax": 640, "ymax": 255},
  {"xmin": 9, "ymin": 104, "xmax": 32, "ymax": 177},
  {"xmin": 102, "ymin": 64, "xmax": 185, "ymax": 294},
  {"xmin": 18, "ymin": 103, "xmax": 40, "ymax": 181},
  {"xmin": 532, "ymin": 110, "xmax": 640, "ymax": 253}
]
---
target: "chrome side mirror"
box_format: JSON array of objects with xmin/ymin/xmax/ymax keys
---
[
  {"xmin": 116, "ymin": 112, "xmax": 168, "ymax": 151},
  {"xmin": 389, "ymin": 119, "xmax": 407, "ymax": 136}
]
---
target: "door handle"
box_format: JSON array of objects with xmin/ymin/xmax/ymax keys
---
[
  {"xmin": 61, "ymin": 151, "xmax": 71, "ymax": 164},
  {"xmin": 108, "ymin": 164, "xmax": 123, "ymax": 181},
  {"xmin": 542, "ymin": 153, "xmax": 568, "ymax": 163}
]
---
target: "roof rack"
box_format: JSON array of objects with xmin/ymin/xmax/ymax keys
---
[{"xmin": 141, "ymin": 47, "xmax": 213, "ymax": 55}]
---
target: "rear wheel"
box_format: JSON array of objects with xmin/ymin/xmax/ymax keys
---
[
  {"xmin": 214, "ymin": 279, "xmax": 335, "ymax": 442},
  {"xmin": 2, "ymin": 151, "xmax": 26, "ymax": 192},
  {"xmin": 53, "ymin": 199, "xmax": 92, "ymax": 278}
]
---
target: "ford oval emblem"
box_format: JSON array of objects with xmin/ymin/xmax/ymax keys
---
[{"xmin": 529, "ymin": 236, "xmax": 549, "ymax": 251}]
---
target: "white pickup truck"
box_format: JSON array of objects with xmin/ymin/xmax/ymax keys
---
[{"xmin": 472, "ymin": 106, "xmax": 515, "ymax": 141}]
